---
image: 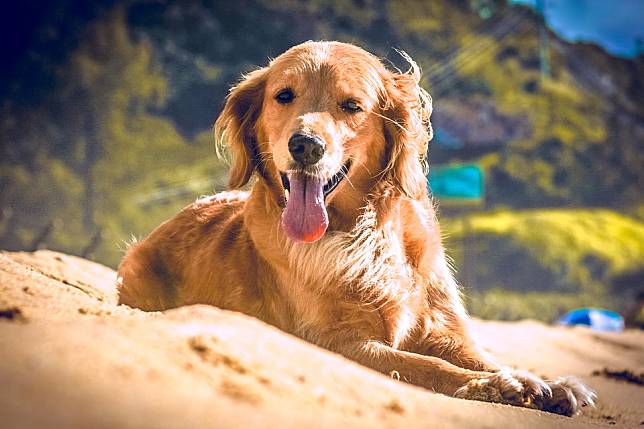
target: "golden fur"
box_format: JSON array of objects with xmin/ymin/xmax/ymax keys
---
[{"xmin": 118, "ymin": 41, "xmax": 594, "ymax": 415}]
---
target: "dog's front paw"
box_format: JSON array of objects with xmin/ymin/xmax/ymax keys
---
[
  {"xmin": 543, "ymin": 376, "xmax": 596, "ymax": 416},
  {"xmin": 454, "ymin": 369, "xmax": 551, "ymax": 409}
]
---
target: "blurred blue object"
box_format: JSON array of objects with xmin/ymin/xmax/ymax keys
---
[
  {"xmin": 557, "ymin": 308, "xmax": 624, "ymax": 332},
  {"xmin": 428, "ymin": 164, "xmax": 484, "ymax": 200},
  {"xmin": 433, "ymin": 128, "xmax": 463, "ymax": 149}
]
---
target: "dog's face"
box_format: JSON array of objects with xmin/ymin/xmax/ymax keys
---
[
  {"xmin": 259, "ymin": 43, "xmax": 385, "ymax": 176},
  {"xmin": 215, "ymin": 41, "xmax": 432, "ymax": 244}
]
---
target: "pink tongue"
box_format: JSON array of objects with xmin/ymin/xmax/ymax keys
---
[{"xmin": 281, "ymin": 173, "xmax": 328, "ymax": 243}]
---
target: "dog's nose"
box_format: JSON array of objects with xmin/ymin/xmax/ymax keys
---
[{"xmin": 288, "ymin": 133, "xmax": 325, "ymax": 166}]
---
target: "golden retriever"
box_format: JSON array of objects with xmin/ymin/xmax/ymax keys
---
[{"xmin": 117, "ymin": 41, "xmax": 595, "ymax": 416}]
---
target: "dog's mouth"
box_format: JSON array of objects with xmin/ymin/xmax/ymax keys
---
[
  {"xmin": 279, "ymin": 159, "xmax": 352, "ymax": 244},
  {"xmin": 280, "ymin": 159, "xmax": 352, "ymax": 200}
]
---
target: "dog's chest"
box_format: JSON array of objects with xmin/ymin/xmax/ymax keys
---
[{"xmin": 279, "ymin": 230, "xmax": 422, "ymax": 348}]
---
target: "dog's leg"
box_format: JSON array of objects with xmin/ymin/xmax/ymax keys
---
[
  {"xmin": 412, "ymin": 261, "xmax": 596, "ymax": 415},
  {"xmin": 419, "ymin": 325, "xmax": 595, "ymax": 416},
  {"xmin": 344, "ymin": 340, "xmax": 594, "ymax": 415},
  {"xmin": 421, "ymin": 329, "xmax": 499, "ymax": 372},
  {"xmin": 340, "ymin": 341, "xmax": 550, "ymax": 407}
]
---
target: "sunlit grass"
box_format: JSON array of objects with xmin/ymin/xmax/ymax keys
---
[{"xmin": 443, "ymin": 208, "xmax": 644, "ymax": 321}]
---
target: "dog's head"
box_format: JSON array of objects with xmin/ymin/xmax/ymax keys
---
[{"xmin": 215, "ymin": 41, "xmax": 432, "ymax": 243}]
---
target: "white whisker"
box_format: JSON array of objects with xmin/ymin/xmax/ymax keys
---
[
  {"xmin": 341, "ymin": 169, "xmax": 356, "ymax": 191},
  {"xmin": 348, "ymin": 156, "xmax": 372, "ymax": 176},
  {"xmin": 369, "ymin": 110, "xmax": 410, "ymax": 134}
]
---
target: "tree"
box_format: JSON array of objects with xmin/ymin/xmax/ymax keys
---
[{"xmin": 55, "ymin": 6, "xmax": 167, "ymax": 231}]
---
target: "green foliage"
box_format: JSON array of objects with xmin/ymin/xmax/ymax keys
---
[
  {"xmin": 0, "ymin": 7, "xmax": 228, "ymax": 267},
  {"xmin": 464, "ymin": 289, "xmax": 612, "ymax": 323},
  {"xmin": 92, "ymin": 117, "xmax": 227, "ymax": 266},
  {"xmin": 443, "ymin": 16, "xmax": 622, "ymax": 206},
  {"xmin": 444, "ymin": 209, "xmax": 644, "ymax": 320},
  {"xmin": 0, "ymin": 155, "xmax": 85, "ymax": 254},
  {"xmin": 383, "ymin": 1, "xmax": 641, "ymax": 208}
]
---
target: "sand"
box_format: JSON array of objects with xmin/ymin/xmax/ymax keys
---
[{"xmin": 1, "ymin": 250, "xmax": 642, "ymax": 428}]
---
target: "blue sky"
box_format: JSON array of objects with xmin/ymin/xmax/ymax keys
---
[{"xmin": 511, "ymin": 0, "xmax": 643, "ymax": 57}]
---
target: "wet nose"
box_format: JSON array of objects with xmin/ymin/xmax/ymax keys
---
[{"xmin": 288, "ymin": 133, "xmax": 325, "ymax": 166}]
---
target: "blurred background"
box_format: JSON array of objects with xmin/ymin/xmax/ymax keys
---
[{"xmin": 1, "ymin": 0, "xmax": 642, "ymax": 324}]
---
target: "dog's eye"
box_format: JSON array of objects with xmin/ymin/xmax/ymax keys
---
[
  {"xmin": 275, "ymin": 89, "xmax": 294, "ymax": 104},
  {"xmin": 341, "ymin": 99, "xmax": 362, "ymax": 113}
]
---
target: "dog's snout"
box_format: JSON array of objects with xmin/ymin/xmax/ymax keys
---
[{"xmin": 288, "ymin": 133, "xmax": 325, "ymax": 166}]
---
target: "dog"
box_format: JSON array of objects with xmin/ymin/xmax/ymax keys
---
[{"xmin": 117, "ymin": 41, "xmax": 595, "ymax": 416}]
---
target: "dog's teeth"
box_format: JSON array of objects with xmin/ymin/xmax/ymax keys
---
[{"xmin": 285, "ymin": 189, "xmax": 289, "ymax": 201}]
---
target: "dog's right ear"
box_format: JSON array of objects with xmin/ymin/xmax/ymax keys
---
[{"xmin": 214, "ymin": 67, "xmax": 268, "ymax": 189}]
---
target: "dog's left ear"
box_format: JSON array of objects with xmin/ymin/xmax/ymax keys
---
[
  {"xmin": 382, "ymin": 56, "xmax": 433, "ymax": 200},
  {"xmin": 215, "ymin": 67, "xmax": 268, "ymax": 189}
]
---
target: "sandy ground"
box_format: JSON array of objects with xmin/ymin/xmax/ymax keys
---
[{"xmin": 1, "ymin": 250, "xmax": 642, "ymax": 428}]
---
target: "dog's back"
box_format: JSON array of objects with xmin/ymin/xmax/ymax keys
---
[{"xmin": 118, "ymin": 191, "xmax": 255, "ymax": 312}]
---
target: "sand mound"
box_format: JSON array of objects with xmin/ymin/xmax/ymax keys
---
[{"xmin": 1, "ymin": 250, "xmax": 642, "ymax": 428}]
